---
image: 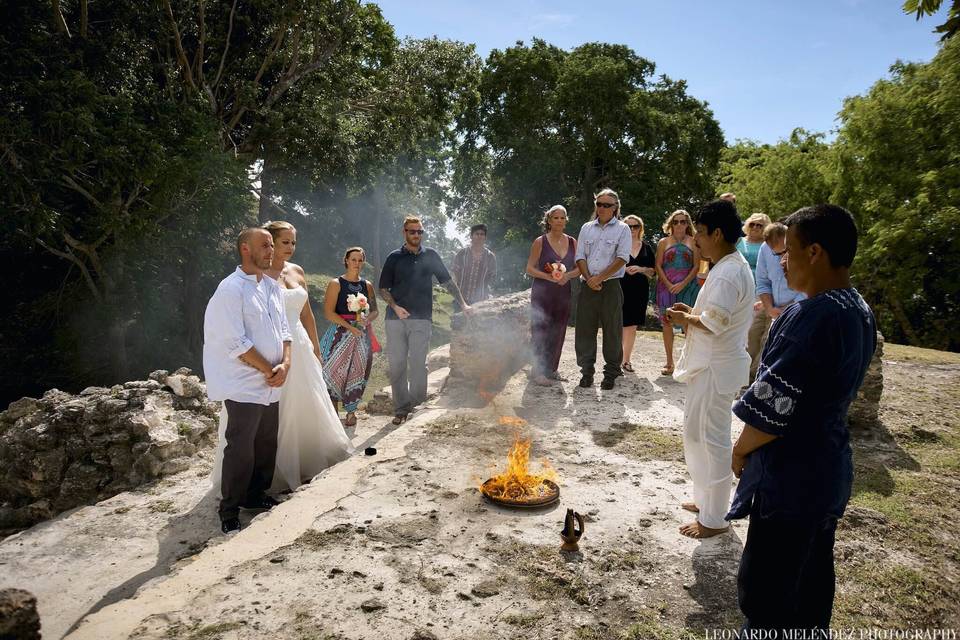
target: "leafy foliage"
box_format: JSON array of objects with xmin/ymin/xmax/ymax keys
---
[{"xmin": 453, "ymin": 39, "xmax": 724, "ymax": 286}]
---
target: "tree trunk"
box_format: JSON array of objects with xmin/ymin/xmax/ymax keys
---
[{"xmin": 888, "ymin": 294, "xmax": 921, "ymax": 346}]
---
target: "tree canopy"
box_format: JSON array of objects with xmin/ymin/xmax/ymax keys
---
[{"xmin": 454, "ymin": 39, "xmax": 724, "ymax": 272}]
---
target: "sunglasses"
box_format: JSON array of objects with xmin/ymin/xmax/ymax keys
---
[
  {"xmin": 748, "ymin": 222, "xmax": 765, "ymax": 228},
  {"xmin": 595, "ymin": 202, "xmax": 617, "ymax": 209},
  {"xmin": 673, "ymin": 219, "xmax": 689, "ymax": 225},
  {"xmin": 405, "ymin": 229, "xmax": 425, "ymax": 235},
  {"xmin": 627, "ymin": 224, "xmax": 641, "ymax": 229}
]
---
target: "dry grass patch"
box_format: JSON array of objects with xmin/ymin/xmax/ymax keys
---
[{"xmin": 593, "ymin": 422, "xmax": 684, "ymax": 462}]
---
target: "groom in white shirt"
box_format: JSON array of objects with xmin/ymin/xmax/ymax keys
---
[
  {"xmin": 666, "ymin": 199, "xmax": 755, "ymax": 539},
  {"xmin": 204, "ymin": 228, "xmax": 292, "ymax": 534}
]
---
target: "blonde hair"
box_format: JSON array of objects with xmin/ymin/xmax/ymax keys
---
[
  {"xmin": 343, "ymin": 246, "xmax": 365, "ymax": 267},
  {"xmin": 402, "ymin": 215, "xmax": 422, "ymax": 229},
  {"xmin": 542, "ymin": 205, "xmax": 568, "ymax": 231},
  {"xmin": 623, "ymin": 214, "xmax": 644, "ymax": 235},
  {"xmin": 261, "ymin": 220, "xmax": 295, "ymax": 240},
  {"xmin": 743, "ymin": 212, "xmax": 772, "ymax": 235},
  {"xmin": 662, "ymin": 209, "xmax": 693, "ymax": 236}
]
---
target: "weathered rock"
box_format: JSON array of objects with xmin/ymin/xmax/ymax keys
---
[
  {"xmin": 426, "ymin": 344, "xmax": 450, "ymax": 372},
  {"xmin": 849, "ymin": 331, "xmax": 884, "ymax": 427},
  {"xmin": 470, "ymin": 579, "xmax": 500, "ymax": 598},
  {"xmin": 449, "ymin": 290, "xmax": 531, "ymax": 386},
  {"xmin": 410, "ymin": 631, "xmax": 438, "ymax": 640},
  {"xmin": 165, "ymin": 374, "xmax": 205, "ymax": 399},
  {"xmin": 0, "ymin": 588, "xmax": 41, "ymax": 640},
  {"xmin": 1, "ymin": 398, "xmax": 38, "ymax": 423},
  {"xmin": 0, "ymin": 370, "xmax": 217, "ymax": 534},
  {"xmin": 364, "ymin": 390, "xmax": 394, "ymax": 416},
  {"xmin": 360, "ymin": 598, "xmax": 386, "ymax": 613}
]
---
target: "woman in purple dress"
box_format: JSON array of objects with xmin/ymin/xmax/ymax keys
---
[{"xmin": 525, "ymin": 205, "xmax": 580, "ymax": 385}]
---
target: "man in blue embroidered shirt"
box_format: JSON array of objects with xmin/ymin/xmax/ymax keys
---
[
  {"xmin": 728, "ymin": 204, "xmax": 877, "ymax": 633},
  {"xmin": 574, "ymin": 188, "xmax": 632, "ymax": 390}
]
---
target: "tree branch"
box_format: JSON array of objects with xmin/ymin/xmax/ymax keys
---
[
  {"xmin": 61, "ymin": 174, "xmax": 103, "ymax": 209},
  {"xmin": 212, "ymin": 0, "xmax": 239, "ymax": 89},
  {"xmin": 52, "ymin": 0, "xmax": 71, "ymax": 36},
  {"xmin": 19, "ymin": 229, "xmax": 102, "ymax": 301},
  {"xmin": 80, "ymin": 0, "xmax": 88, "ymax": 37},
  {"xmin": 162, "ymin": 0, "xmax": 197, "ymax": 92}
]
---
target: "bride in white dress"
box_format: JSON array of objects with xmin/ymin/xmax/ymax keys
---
[{"xmin": 212, "ymin": 220, "xmax": 353, "ymax": 494}]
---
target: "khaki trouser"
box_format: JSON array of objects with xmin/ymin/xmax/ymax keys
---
[{"xmin": 746, "ymin": 307, "xmax": 772, "ymax": 383}]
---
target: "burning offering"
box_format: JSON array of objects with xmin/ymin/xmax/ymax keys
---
[{"xmin": 480, "ymin": 435, "xmax": 560, "ymax": 508}]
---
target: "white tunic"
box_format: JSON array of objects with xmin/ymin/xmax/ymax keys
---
[{"xmin": 674, "ymin": 250, "xmax": 754, "ymax": 394}]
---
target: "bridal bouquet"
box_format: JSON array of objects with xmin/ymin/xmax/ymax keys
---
[
  {"xmin": 543, "ymin": 262, "xmax": 567, "ymax": 282},
  {"xmin": 345, "ymin": 293, "xmax": 369, "ymax": 326}
]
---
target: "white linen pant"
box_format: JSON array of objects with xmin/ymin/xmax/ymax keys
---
[{"xmin": 683, "ymin": 369, "xmax": 735, "ymax": 529}]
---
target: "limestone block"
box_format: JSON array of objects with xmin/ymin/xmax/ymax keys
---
[{"xmin": 849, "ymin": 331, "xmax": 884, "ymax": 428}]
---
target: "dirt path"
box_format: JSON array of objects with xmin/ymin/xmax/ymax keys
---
[
  {"xmin": 4, "ymin": 333, "xmax": 957, "ymax": 639},
  {"xmin": 54, "ymin": 332, "xmax": 750, "ymax": 640}
]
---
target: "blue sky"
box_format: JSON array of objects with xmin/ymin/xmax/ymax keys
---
[{"xmin": 371, "ymin": 0, "xmax": 948, "ymax": 144}]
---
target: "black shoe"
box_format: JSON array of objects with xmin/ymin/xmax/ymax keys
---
[
  {"xmin": 221, "ymin": 518, "xmax": 241, "ymax": 534},
  {"xmin": 241, "ymin": 495, "xmax": 281, "ymax": 511},
  {"xmin": 578, "ymin": 375, "xmax": 594, "ymax": 388},
  {"xmin": 600, "ymin": 378, "xmax": 616, "ymax": 390}
]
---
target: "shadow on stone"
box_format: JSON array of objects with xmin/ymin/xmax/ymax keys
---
[{"xmin": 64, "ymin": 489, "xmax": 219, "ymax": 636}]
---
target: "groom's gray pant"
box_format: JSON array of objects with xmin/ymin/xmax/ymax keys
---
[
  {"xmin": 386, "ymin": 318, "xmax": 432, "ymax": 415},
  {"xmin": 219, "ymin": 399, "xmax": 279, "ymax": 521}
]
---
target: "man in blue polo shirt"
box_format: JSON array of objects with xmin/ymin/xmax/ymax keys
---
[
  {"xmin": 728, "ymin": 204, "xmax": 877, "ymax": 633},
  {"xmin": 379, "ymin": 215, "xmax": 471, "ymax": 425}
]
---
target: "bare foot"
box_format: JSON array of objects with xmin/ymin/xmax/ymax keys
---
[
  {"xmin": 681, "ymin": 502, "xmax": 699, "ymax": 513},
  {"xmin": 679, "ymin": 521, "xmax": 728, "ymax": 539}
]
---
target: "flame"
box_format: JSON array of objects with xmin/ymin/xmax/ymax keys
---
[
  {"xmin": 498, "ymin": 416, "xmax": 527, "ymax": 428},
  {"xmin": 480, "ymin": 436, "xmax": 558, "ymax": 502}
]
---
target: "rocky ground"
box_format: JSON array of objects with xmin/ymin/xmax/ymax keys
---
[{"xmin": 1, "ymin": 333, "xmax": 958, "ymax": 639}]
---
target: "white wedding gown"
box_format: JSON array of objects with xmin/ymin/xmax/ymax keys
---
[{"xmin": 211, "ymin": 286, "xmax": 354, "ymax": 494}]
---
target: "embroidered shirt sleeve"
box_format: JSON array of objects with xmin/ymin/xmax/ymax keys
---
[
  {"xmin": 698, "ymin": 276, "xmax": 740, "ymax": 335},
  {"xmin": 734, "ymin": 336, "xmax": 811, "ymax": 435}
]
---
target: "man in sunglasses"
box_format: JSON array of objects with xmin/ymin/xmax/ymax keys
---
[
  {"xmin": 573, "ymin": 188, "xmax": 632, "ymax": 390},
  {"xmin": 379, "ymin": 216, "xmax": 471, "ymax": 424}
]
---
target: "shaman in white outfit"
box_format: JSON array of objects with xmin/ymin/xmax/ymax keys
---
[
  {"xmin": 673, "ymin": 250, "xmax": 755, "ymax": 529},
  {"xmin": 213, "ymin": 285, "xmax": 354, "ymax": 493}
]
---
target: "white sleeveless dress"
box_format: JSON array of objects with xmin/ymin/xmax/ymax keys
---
[{"xmin": 211, "ymin": 286, "xmax": 354, "ymax": 493}]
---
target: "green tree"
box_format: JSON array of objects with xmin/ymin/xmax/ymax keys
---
[
  {"xmin": 454, "ymin": 39, "xmax": 723, "ymax": 285},
  {"xmin": 716, "ymin": 129, "xmax": 833, "ymax": 218},
  {"xmin": 832, "ymin": 36, "xmax": 960, "ymax": 349},
  {"xmin": 903, "ymin": 0, "xmax": 960, "ymax": 40}
]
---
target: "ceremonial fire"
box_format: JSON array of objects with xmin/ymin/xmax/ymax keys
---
[{"xmin": 480, "ymin": 417, "xmax": 560, "ymax": 508}]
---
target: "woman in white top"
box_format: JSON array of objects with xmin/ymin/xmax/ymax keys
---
[{"xmin": 212, "ymin": 221, "xmax": 353, "ymax": 494}]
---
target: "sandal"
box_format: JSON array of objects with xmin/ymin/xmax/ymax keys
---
[
  {"xmin": 660, "ymin": 365, "xmax": 674, "ymax": 376},
  {"xmin": 391, "ymin": 413, "xmax": 407, "ymax": 426},
  {"xmin": 622, "ymin": 362, "xmax": 634, "ymax": 373},
  {"xmin": 345, "ymin": 412, "xmax": 357, "ymax": 427}
]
